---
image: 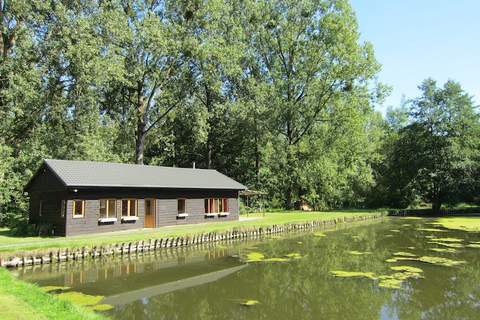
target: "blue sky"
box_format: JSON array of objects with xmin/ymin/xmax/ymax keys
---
[{"xmin": 350, "ymin": 0, "xmax": 480, "ymax": 112}]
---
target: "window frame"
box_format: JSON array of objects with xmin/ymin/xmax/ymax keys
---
[
  {"xmin": 121, "ymin": 199, "xmax": 138, "ymax": 217},
  {"xmin": 72, "ymin": 200, "xmax": 85, "ymax": 218},
  {"xmin": 177, "ymin": 198, "xmax": 186, "ymax": 214},
  {"xmin": 204, "ymin": 198, "xmax": 229, "ymax": 213},
  {"xmin": 100, "ymin": 199, "xmax": 117, "ymax": 218}
]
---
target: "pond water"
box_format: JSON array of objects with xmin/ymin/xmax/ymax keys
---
[{"xmin": 13, "ymin": 217, "xmax": 480, "ymax": 320}]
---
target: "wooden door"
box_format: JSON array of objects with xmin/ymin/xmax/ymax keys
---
[{"xmin": 144, "ymin": 199, "xmax": 156, "ymax": 228}]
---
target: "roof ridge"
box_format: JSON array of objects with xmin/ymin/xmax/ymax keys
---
[{"xmin": 44, "ymin": 159, "xmax": 217, "ymax": 171}]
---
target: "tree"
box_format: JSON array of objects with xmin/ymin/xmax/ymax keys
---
[
  {"xmin": 394, "ymin": 79, "xmax": 480, "ymax": 213},
  {"xmin": 98, "ymin": 0, "xmax": 188, "ymax": 164},
  {"xmin": 241, "ymin": 0, "xmax": 380, "ymax": 207}
]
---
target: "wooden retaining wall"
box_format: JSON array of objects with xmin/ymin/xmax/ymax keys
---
[{"xmin": 0, "ymin": 213, "xmax": 385, "ymax": 268}]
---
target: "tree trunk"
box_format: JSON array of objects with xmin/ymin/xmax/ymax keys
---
[
  {"xmin": 432, "ymin": 200, "xmax": 442, "ymax": 215},
  {"xmin": 135, "ymin": 89, "xmax": 146, "ymax": 165},
  {"xmin": 205, "ymin": 84, "xmax": 213, "ymax": 169},
  {"xmin": 284, "ymin": 142, "xmax": 294, "ymax": 209},
  {"xmin": 135, "ymin": 121, "xmax": 146, "ymax": 165}
]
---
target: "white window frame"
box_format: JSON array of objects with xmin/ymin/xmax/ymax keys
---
[{"xmin": 72, "ymin": 200, "xmax": 85, "ymax": 218}]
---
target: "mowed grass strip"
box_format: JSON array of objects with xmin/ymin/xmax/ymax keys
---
[
  {"xmin": 0, "ymin": 268, "xmax": 102, "ymax": 320},
  {"xmin": 0, "ymin": 210, "xmax": 385, "ymax": 255}
]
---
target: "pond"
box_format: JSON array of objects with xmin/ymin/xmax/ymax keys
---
[{"xmin": 12, "ymin": 217, "xmax": 480, "ymax": 319}]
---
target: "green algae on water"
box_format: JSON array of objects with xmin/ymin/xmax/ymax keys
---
[
  {"xmin": 89, "ymin": 304, "xmax": 114, "ymax": 312},
  {"xmin": 378, "ymin": 278, "xmax": 403, "ymax": 289},
  {"xmin": 390, "ymin": 229, "xmax": 401, "ymax": 233},
  {"xmin": 347, "ymin": 250, "xmax": 372, "ymax": 255},
  {"xmin": 313, "ymin": 232, "xmax": 326, "ymax": 237},
  {"xmin": 241, "ymin": 300, "xmax": 260, "ymax": 307},
  {"xmin": 245, "ymin": 252, "xmax": 265, "ymax": 262},
  {"xmin": 244, "ymin": 251, "xmax": 303, "ymax": 263},
  {"xmin": 428, "ymin": 241, "xmax": 464, "ymax": 248},
  {"xmin": 56, "ymin": 291, "xmax": 104, "ymax": 306},
  {"xmin": 430, "ymin": 248, "xmax": 457, "ymax": 253},
  {"xmin": 390, "ymin": 266, "xmax": 423, "ymax": 273},
  {"xmin": 330, "ymin": 270, "xmax": 377, "ymax": 280},
  {"xmin": 417, "ymin": 228, "xmax": 446, "ymax": 232},
  {"xmin": 417, "ymin": 256, "xmax": 466, "ymax": 267},
  {"xmin": 466, "ymin": 243, "xmax": 480, "ymax": 248},
  {"xmin": 433, "ymin": 218, "xmax": 480, "ymax": 232},
  {"xmin": 393, "ymin": 252, "xmax": 416, "ymax": 257},
  {"xmin": 431, "ymin": 237, "xmax": 463, "ymax": 243},
  {"xmin": 284, "ymin": 253, "xmax": 302, "ymax": 259},
  {"xmin": 386, "ymin": 256, "xmax": 417, "ymax": 263}
]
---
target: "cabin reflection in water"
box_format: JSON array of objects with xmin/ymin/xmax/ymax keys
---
[{"xmin": 14, "ymin": 243, "xmax": 244, "ymax": 303}]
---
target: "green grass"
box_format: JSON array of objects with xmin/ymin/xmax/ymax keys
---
[
  {"xmin": 0, "ymin": 210, "xmax": 385, "ymax": 256},
  {"xmin": 0, "ymin": 268, "xmax": 102, "ymax": 320}
]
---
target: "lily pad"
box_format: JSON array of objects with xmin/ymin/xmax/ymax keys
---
[
  {"xmin": 314, "ymin": 232, "xmax": 326, "ymax": 237},
  {"xmin": 330, "ymin": 270, "xmax": 377, "ymax": 280},
  {"xmin": 390, "ymin": 229, "xmax": 401, "ymax": 233}
]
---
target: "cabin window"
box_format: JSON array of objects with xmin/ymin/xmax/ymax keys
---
[
  {"xmin": 178, "ymin": 199, "xmax": 186, "ymax": 214},
  {"xmin": 100, "ymin": 199, "xmax": 116, "ymax": 218},
  {"xmin": 121, "ymin": 199, "xmax": 137, "ymax": 217},
  {"xmin": 72, "ymin": 200, "xmax": 85, "ymax": 218},
  {"xmin": 39, "ymin": 201, "xmax": 43, "ymax": 217},
  {"xmin": 204, "ymin": 198, "xmax": 229, "ymax": 213},
  {"xmin": 60, "ymin": 200, "xmax": 66, "ymax": 218}
]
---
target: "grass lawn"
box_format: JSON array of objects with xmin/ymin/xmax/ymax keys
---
[
  {"xmin": 0, "ymin": 268, "xmax": 102, "ymax": 320},
  {"xmin": 0, "ymin": 210, "xmax": 385, "ymax": 256}
]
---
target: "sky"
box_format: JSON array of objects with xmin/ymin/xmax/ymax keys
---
[{"xmin": 349, "ymin": 0, "xmax": 480, "ymax": 112}]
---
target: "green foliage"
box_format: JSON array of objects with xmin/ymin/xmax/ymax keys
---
[
  {"xmin": 376, "ymin": 79, "xmax": 480, "ymax": 211},
  {"xmin": 1, "ymin": 0, "xmax": 478, "ymax": 224}
]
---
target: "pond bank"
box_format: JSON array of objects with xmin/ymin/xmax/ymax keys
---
[
  {"xmin": 388, "ymin": 207, "xmax": 480, "ymax": 216},
  {"xmin": 1, "ymin": 212, "xmax": 386, "ymax": 268},
  {"xmin": 0, "ymin": 267, "xmax": 102, "ymax": 319}
]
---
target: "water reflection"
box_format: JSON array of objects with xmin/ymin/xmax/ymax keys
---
[{"xmin": 14, "ymin": 218, "xmax": 480, "ymax": 320}]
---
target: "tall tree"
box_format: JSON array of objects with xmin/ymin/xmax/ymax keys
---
[
  {"xmin": 394, "ymin": 79, "xmax": 480, "ymax": 213},
  {"xmin": 243, "ymin": 0, "xmax": 379, "ymax": 207},
  {"xmin": 99, "ymin": 0, "xmax": 188, "ymax": 164}
]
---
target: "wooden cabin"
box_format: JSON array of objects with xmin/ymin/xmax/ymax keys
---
[{"xmin": 24, "ymin": 159, "xmax": 246, "ymax": 236}]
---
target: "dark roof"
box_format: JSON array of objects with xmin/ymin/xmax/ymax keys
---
[{"xmin": 35, "ymin": 159, "xmax": 246, "ymax": 190}]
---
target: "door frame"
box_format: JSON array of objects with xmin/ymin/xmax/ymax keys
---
[{"xmin": 144, "ymin": 198, "xmax": 156, "ymax": 228}]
